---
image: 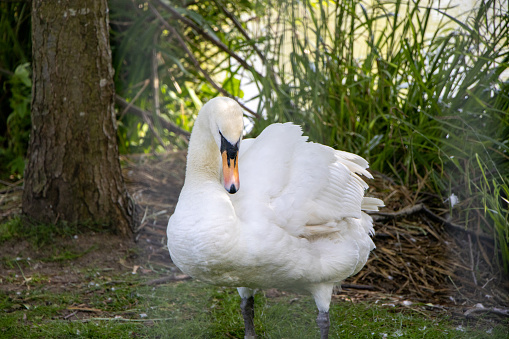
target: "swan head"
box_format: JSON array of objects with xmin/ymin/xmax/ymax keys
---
[{"xmin": 202, "ymin": 97, "xmax": 244, "ymax": 194}]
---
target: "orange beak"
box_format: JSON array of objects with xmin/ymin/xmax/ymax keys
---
[{"xmin": 222, "ymin": 151, "xmax": 239, "ymax": 194}]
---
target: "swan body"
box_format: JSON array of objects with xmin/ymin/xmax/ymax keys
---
[{"xmin": 167, "ymin": 97, "xmax": 383, "ymax": 338}]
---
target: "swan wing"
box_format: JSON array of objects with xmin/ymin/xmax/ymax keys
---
[{"xmin": 234, "ymin": 123, "xmax": 383, "ymax": 238}]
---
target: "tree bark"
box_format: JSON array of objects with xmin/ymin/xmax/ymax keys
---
[{"xmin": 23, "ymin": 0, "xmax": 135, "ymax": 236}]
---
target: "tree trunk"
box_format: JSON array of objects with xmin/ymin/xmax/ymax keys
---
[{"xmin": 23, "ymin": 0, "xmax": 135, "ymax": 236}]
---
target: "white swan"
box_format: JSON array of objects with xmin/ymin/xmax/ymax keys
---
[{"xmin": 167, "ymin": 97, "xmax": 384, "ymax": 339}]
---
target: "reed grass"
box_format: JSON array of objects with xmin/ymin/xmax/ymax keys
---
[{"xmin": 244, "ymin": 0, "xmax": 509, "ymax": 272}]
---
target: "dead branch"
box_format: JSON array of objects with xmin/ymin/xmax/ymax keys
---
[
  {"xmin": 115, "ymin": 95, "xmax": 190, "ymax": 140},
  {"xmin": 0, "ymin": 179, "xmax": 22, "ymax": 187},
  {"xmin": 371, "ymin": 203, "xmax": 494, "ymax": 242},
  {"xmin": 0, "ymin": 179, "xmax": 24, "ymax": 194},
  {"xmin": 132, "ymin": 96, "xmax": 168, "ymax": 150},
  {"xmin": 148, "ymin": 3, "xmax": 260, "ymax": 119},
  {"xmin": 0, "ymin": 186, "xmax": 23, "ymax": 194},
  {"xmin": 373, "ymin": 204, "xmax": 424, "ymax": 218},
  {"xmin": 150, "ymin": 0, "xmax": 261, "ymax": 78},
  {"xmin": 213, "ymin": 0, "xmax": 266, "ymax": 63},
  {"xmin": 0, "ymin": 67, "xmax": 14, "ymax": 77},
  {"xmin": 118, "ymin": 79, "xmax": 150, "ymax": 121}
]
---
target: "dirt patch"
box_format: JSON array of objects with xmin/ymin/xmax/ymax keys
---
[
  {"xmin": 0, "ymin": 233, "xmax": 145, "ymax": 293},
  {"xmin": 0, "ymin": 152, "xmax": 186, "ymax": 298}
]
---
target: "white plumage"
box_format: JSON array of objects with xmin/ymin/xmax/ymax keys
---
[{"xmin": 167, "ymin": 97, "xmax": 384, "ymax": 338}]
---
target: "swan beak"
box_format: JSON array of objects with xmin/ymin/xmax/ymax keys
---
[{"xmin": 222, "ymin": 151, "xmax": 239, "ymax": 194}]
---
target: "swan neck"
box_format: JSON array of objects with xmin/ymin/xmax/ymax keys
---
[{"xmin": 186, "ymin": 112, "xmax": 220, "ymax": 181}]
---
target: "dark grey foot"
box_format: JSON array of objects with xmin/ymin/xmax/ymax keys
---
[
  {"xmin": 241, "ymin": 296, "xmax": 256, "ymax": 338},
  {"xmin": 316, "ymin": 311, "xmax": 330, "ymax": 339}
]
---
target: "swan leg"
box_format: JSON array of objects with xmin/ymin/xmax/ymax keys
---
[
  {"xmin": 316, "ymin": 311, "xmax": 330, "ymax": 339},
  {"xmin": 240, "ymin": 296, "xmax": 255, "ymax": 338},
  {"xmin": 238, "ymin": 287, "xmax": 256, "ymax": 338},
  {"xmin": 310, "ymin": 284, "xmax": 333, "ymax": 339}
]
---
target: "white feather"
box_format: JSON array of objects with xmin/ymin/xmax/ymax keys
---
[{"xmin": 167, "ymin": 97, "xmax": 384, "ymax": 316}]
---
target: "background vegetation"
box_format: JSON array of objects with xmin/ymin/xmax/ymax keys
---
[
  {"xmin": 0, "ymin": 1, "xmax": 31, "ymax": 179},
  {"xmin": 0, "ymin": 0, "xmax": 507, "ymax": 272}
]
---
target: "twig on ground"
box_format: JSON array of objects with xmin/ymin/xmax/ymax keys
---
[
  {"xmin": 135, "ymin": 207, "xmax": 149, "ymax": 234},
  {"xmin": 448, "ymin": 276, "xmax": 471, "ymax": 303},
  {"xmin": 465, "ymin": 307, "xmax": 509, "ymax": 318},
  {"xmin": 468, "ymin": 235, "xmax": 478, "ymax": 286},
  {"xmin": 144, "ymin": 274, "xmax": 192, "ymax": 286},
  {"xmin": 82, "ymin": 317, "xmax": 173, "ymax": 322},
  {"xmin": 340, "ymin": 283, "xmax": 377, "ymax": 291},
  {"xmin": 372, "ymin": 204, "xmax": 424, "ymax": 219},
  {"xmin": 67, "ymin": 307, "xmax": 102, "ymax": 313},
  {"xmin": 146, "ymin": 223, "xmax": 167, "ymax": 230},
  {"xmin": 64, "ymin": 311, "xmax": 78, "ymax": 319}
]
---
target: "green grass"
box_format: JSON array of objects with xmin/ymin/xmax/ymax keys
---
[
  {"xmin": 1, "ymin": 277, "xmax": 507, "ymax": 338},
  {"xmin": 0, "ymin": 216, "xmax": 117, "ymax": 249}
]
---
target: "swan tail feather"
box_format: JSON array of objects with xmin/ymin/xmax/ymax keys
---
[{"xmin": 361, "ymin": 197, "xmax": 384, "ymax": 211}]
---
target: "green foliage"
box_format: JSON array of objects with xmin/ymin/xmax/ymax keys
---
[
  {"xmin": 0, "ymin": 2, "xmax": 32, "ymax": 179},
  {"xmin": 0, "ymin": 217, "xmax": 20, "ymax": 243},
  {"xmin": 1, "ymin": 63, "xmax": 32, "ymax": 176},
  {"xmin": 109, "ymin": 0, "xmax": 255, "ymax": 153}
]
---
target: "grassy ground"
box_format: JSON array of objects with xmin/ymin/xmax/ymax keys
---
[
  {"xmin": 1, "ymin": 232, "xmax": 507, "ymax": 339},
  {"xmin": 2, "ymin": 278, "xmax": 508, "ymax": 339}
]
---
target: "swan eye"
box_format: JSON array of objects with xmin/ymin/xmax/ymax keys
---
[{"xmin": 219, "ymin": 131, "xmax": 239, "ymax": 164}]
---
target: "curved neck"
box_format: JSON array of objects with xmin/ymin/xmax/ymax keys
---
[{"xmin": 185, "ymin": 112, "xmax": 221, "ymax": 184}]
